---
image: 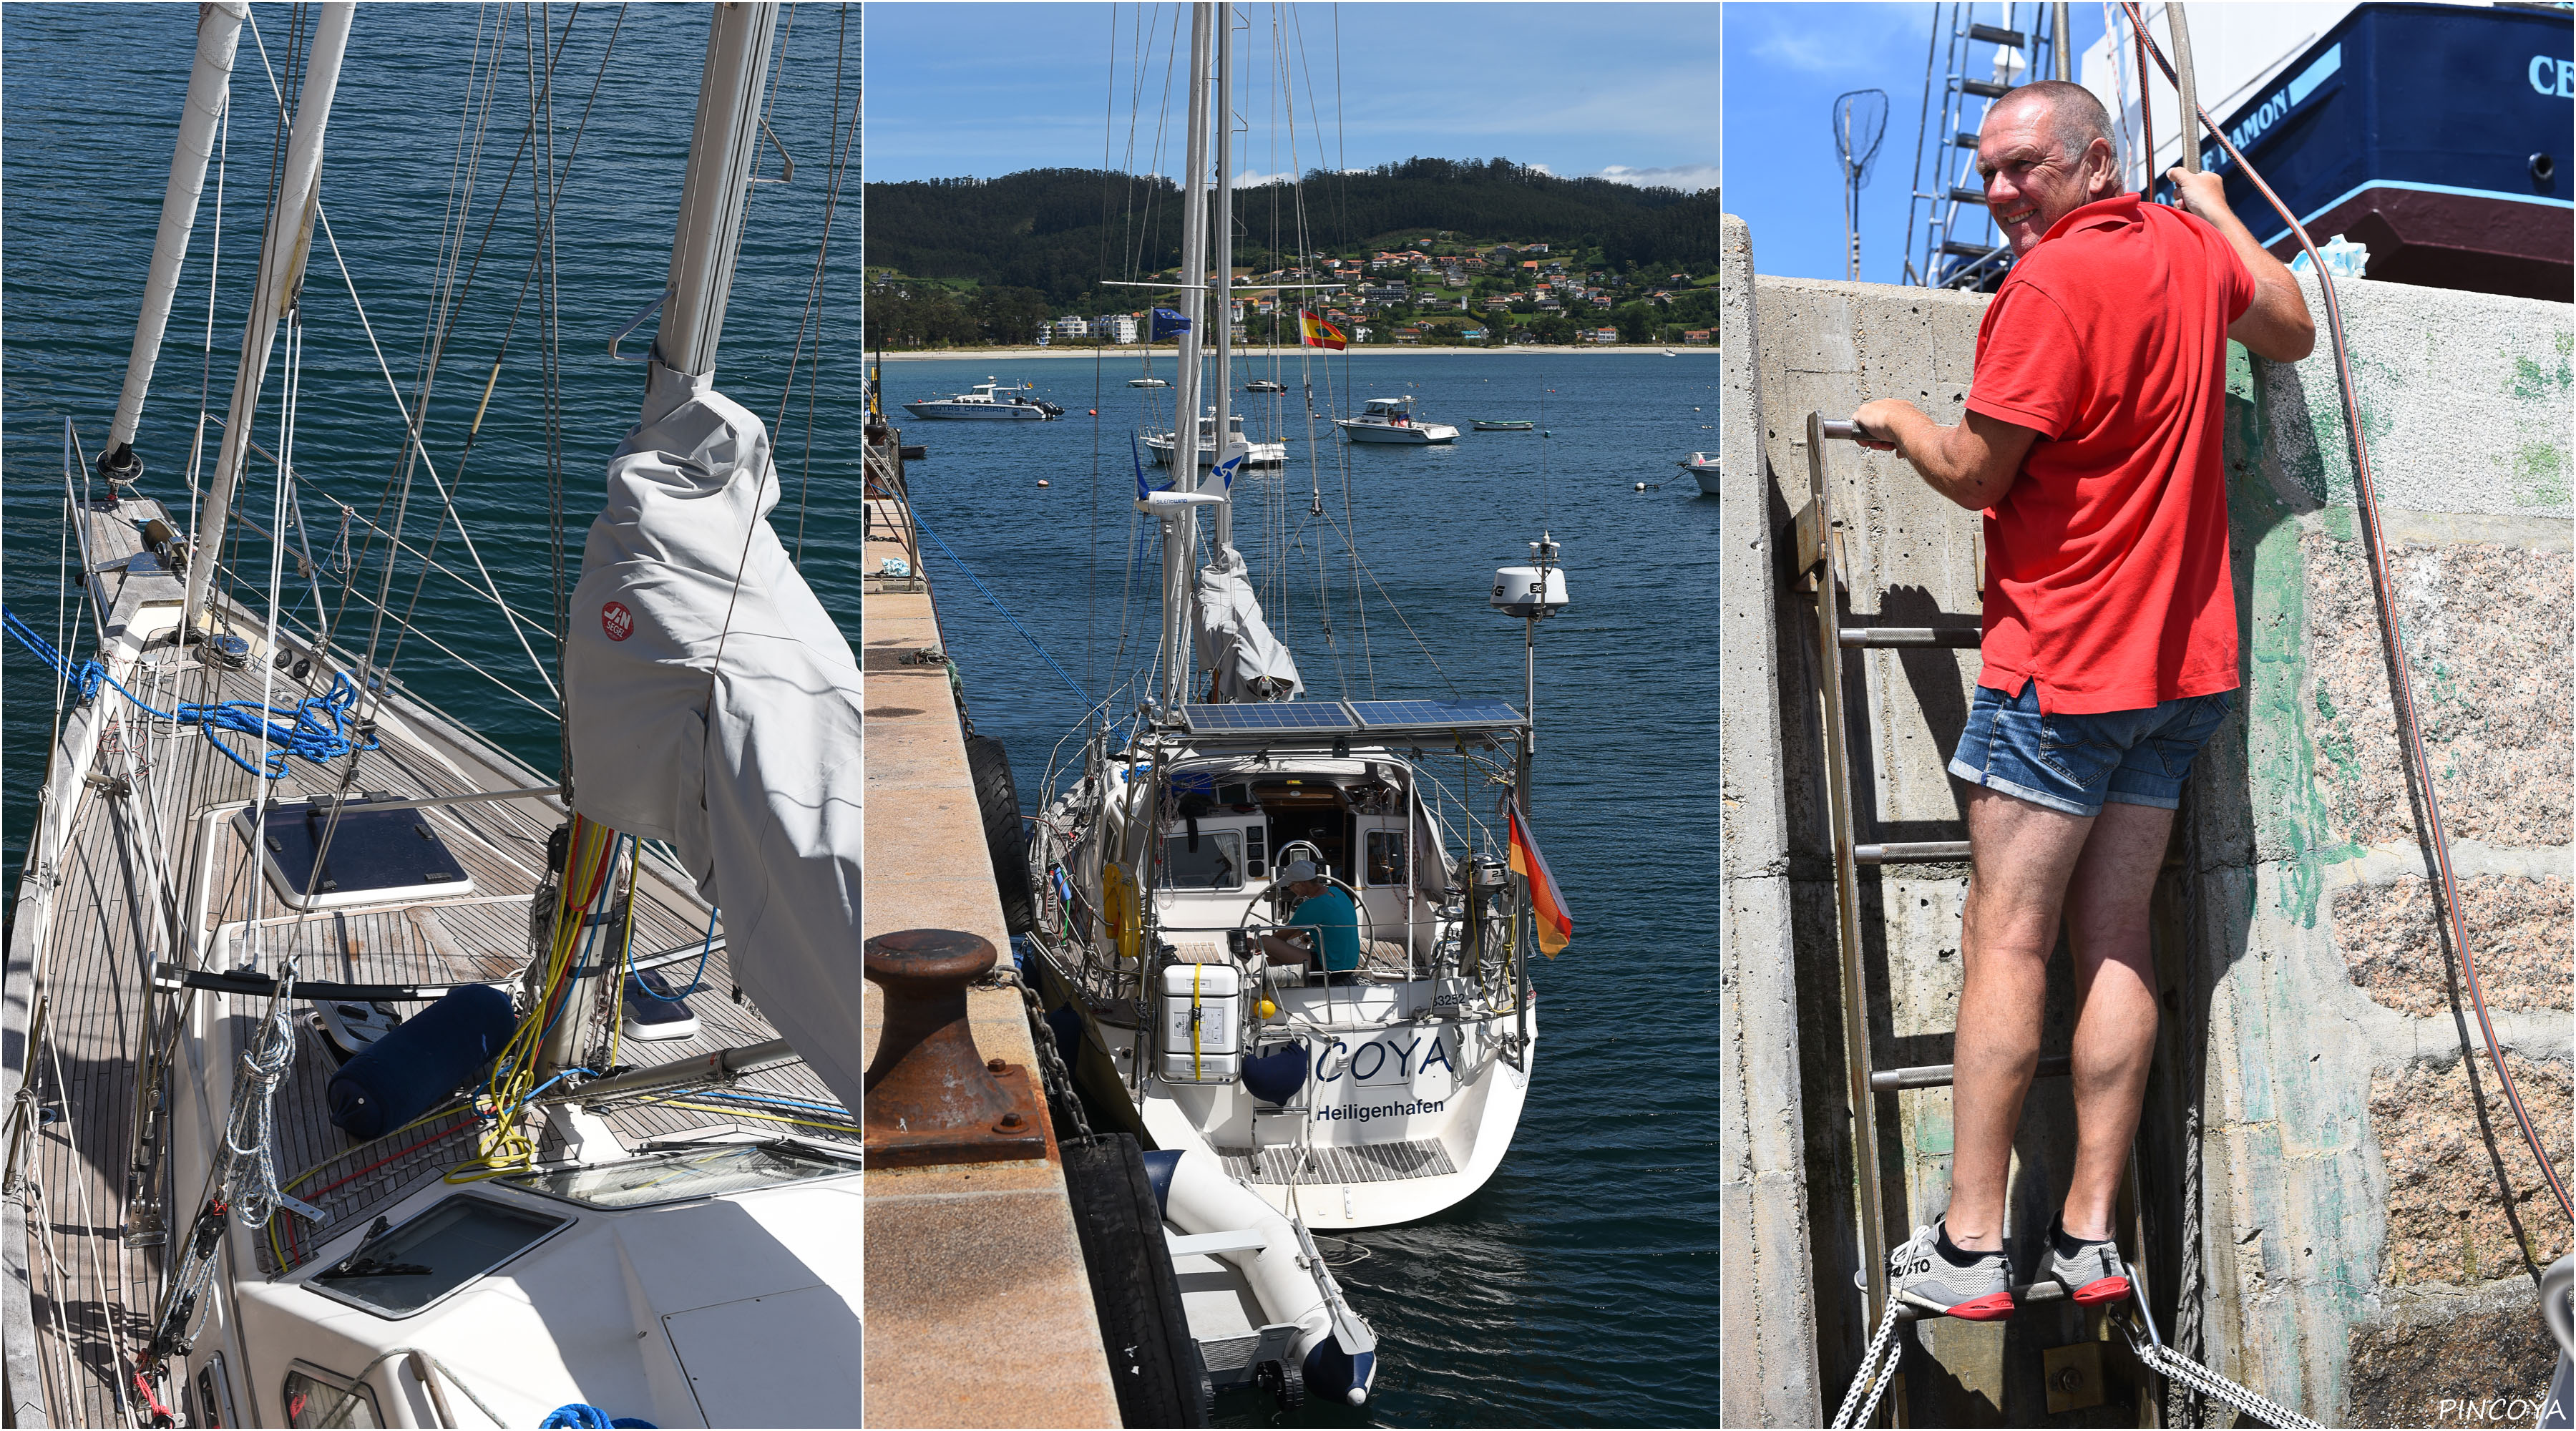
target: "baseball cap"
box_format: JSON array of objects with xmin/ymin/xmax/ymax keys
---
[{"xmin": 1278, "ymin": 859, "xmax": 1321, "ymax": 884}]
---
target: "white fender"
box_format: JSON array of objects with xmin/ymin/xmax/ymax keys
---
[{"xmin": 1161, "ymin": 1147, "xmax": 1331, "ymax": 1362}]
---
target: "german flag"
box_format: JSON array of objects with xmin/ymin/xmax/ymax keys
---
[
  {"xmin": 1508, "ymin": 799, "xmax": 1573, "ymax": 957},
  {"xmin": 1299, "ymin": 309, "xmax": 1347, "ymax": 351}
]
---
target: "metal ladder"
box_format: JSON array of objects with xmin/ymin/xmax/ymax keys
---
[
  {"xmin": 1901, "ymin": 3, "xmax": 2075, "ymax": 292},
  {"xmin": 1795, "ymin": 413, "xmax": 2146, "ymax": 1393}
]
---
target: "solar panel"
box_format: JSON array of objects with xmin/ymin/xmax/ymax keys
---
[
  {"xmin": 1181, "ymin": 700, "xmax": 1358, "ymax": 736},
  {"xmin": 1347, "ymin": 698, "xmax": 1526, "ymax": 731}
]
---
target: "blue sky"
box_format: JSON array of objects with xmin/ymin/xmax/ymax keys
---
[
  {"xmin": 863, "ymin": 3, "xmax": 1718, "ymax": 190},
  {"xmin": 1721, "ymin": 3, "xmax": 2109, "ymax": 283}
]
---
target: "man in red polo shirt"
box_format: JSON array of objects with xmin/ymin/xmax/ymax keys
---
[{"xmin": 1851, "ymin": 79, "xmax": 2314, "ymax": 1321}]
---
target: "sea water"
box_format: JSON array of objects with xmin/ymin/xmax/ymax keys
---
[
  {"xmin": 887, "ymin": 348, "xmax": 1720, "ymax": 1426},
  {"xmin": 4, "ymin": 4, "xmax": 862, "ymax": 898}
]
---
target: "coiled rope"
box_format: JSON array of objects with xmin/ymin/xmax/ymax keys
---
[{"xmin": 2, "ymin": 605, "xmax": 377, "ymax": 778}]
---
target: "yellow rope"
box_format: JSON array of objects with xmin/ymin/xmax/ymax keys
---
[
  {"xmin": 265, "ymin": 1098, "xmax": 477, "ymax": 1268},
  {"xmin": 446, "ymin": 816, "xmax": 620, "ymax": 1184}
]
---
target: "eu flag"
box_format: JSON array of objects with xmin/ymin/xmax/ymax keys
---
[{"xmin": 1151, "ymin": 307, "xmax": 1192, "ymax": 340}]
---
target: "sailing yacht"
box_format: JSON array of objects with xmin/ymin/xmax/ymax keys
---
[
  {"xmin": 1020, "ymin": 4, "xmax": 1565, "ymax": 1405},
  {"xmin": 2, "ymin": 8, "xmax": 865, "ymax": 1427}
]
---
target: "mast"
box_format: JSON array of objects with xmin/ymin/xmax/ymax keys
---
[
  {"xmin": 1156, "ymin": 2, "xmax": 1214, "ymax": 713},
  {"xmin": 542, "ymin": 0, "xmax": 779, "ymax": 1080},
  {"xmin": 99, "ymin": 0, "xmax": 248, "ymax": 489},
  {"xmin": 1208, "ymin": 4, "xmax": 1236, "ymax": 550},
  {"xmin": 654, "ymin": 1, "xmax": 781, "ymax": 382},
  {"xmin": 179, "ymin": 1, "xmax": 353, "ymax": 638}
]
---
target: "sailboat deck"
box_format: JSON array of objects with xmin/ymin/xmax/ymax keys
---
[{"xmin": 11, "ymin": 585, "xmax": 842, "ymax": 1427}]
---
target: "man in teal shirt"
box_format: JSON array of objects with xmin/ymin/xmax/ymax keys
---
[{"xmin": 1259, "ymin": 859, "xmax": 1361, "ymax": 979}]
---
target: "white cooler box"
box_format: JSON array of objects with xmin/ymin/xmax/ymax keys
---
[{"xmin": 1160, "ymin": 962, "xmax": 1243, "ymax": 1083}]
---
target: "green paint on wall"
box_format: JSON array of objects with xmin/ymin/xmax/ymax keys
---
[
  {"xmin": 2512, "ymin": 441, "xmax": 2570, "ymax": 509},
  {"xmin": 2236, "ymin": 390, "xmax": 2363, "ymax": 927},
  {"xmin": 2510, "ymin": 330, "xmax": 2574, "ymax": 402}
]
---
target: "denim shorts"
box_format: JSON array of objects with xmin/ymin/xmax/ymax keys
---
[{"xmin": 1947, "ymin": 683, "xmax": 2234, "ymax": 818}]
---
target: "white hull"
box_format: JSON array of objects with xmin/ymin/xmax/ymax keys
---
[
  {"xmin": 1335, "ymin": 419, "xmax": 1459, "ymax": 444},
  {"xmin": 1136, "ymin": 995, "xmax": 1535, "ymax": 1230},
  {"xmin": 1147, "ymin": 435, "xmax": 1288, "ymax": 468},
  {"xmin": 1692, "ymin": 466, "xmax": 1719, "ymax": 494},
  {"xmin": 902, "ymin": 400, "xmax": 1050, "ymax": 420}
]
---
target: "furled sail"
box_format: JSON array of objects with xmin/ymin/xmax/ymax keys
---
[
  {"xmin": 565, "ymin": 362, "xmax": 864, "ymax": 1110},
  {"xmin": 1192, "ymin": 546, "xmax": 1302, "ymax": 702}
]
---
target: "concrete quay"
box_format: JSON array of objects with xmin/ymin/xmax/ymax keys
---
[
  {"xmin": 1717, "ymin": 211, "xmax": 2572, "ymax": 1427},
  {"xmin": 862, "ymin": 431, "xmax": 1123, "ymax": 1427}
]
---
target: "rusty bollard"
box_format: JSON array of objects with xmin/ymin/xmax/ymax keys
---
[{"xmin": 862, "ymin": 928, "xmax": 1048, "ymax": 1168}]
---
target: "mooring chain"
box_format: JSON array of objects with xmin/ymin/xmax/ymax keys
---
[{"xmin": 1010, "ymin": 964, "xmax": 1095, "ymax": 1142}]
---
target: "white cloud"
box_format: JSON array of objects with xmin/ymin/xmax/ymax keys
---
[
  {"xmin": 1594, "ymin": 163, "xmax": 1719, "ymax": 192},
  {"xmin": 1231, "ymin": 168, "xmax": 1299, "ymax": 188}
]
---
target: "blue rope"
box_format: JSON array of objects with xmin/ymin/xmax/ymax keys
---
[
  {"xmin": 907, "ymin": 514, "xmax": 1088, "ymax": 705},
  {"xmin": 630, "ymin": 904, "xmax": 718, "ymax": 1002},
  {"xmin": 2, "ymin": 605, "xmax": 377, "ymax": 779}
]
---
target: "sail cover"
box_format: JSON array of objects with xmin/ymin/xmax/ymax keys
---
[
  {"xmin": 1192, "ymin": 547, "xmax": 1303, "ymax": 702},
  {"xmin": 566, "ymin": 363, "xmax": 864, "ymax": 1113}
]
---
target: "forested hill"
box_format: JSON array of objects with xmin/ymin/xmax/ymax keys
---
[{"xmin": 865, "ymin": 157, "xmax": 1719, "ymax": 308}]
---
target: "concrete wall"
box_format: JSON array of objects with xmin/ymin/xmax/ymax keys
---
[
  {"xmin": 1717, "ymin": 213, "xmax": 2574, "ymax": 1427},
  {"xmin": 1716, "ymin": 213, "xmax": 1823, "ymax": 1430}
]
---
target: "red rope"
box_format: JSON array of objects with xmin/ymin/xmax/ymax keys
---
[
  {"xmin": 2119, "ymin": 0, "xmax": 2571, "ymax": 1226},
  {"xmin": 282, "ymin": 1115, "xmax": 478, "ymax": 1265}
]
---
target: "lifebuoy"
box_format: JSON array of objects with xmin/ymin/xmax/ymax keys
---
[{"xmin": 1104, "ymin": 863, "xmax": 1142, "ymax": 962}]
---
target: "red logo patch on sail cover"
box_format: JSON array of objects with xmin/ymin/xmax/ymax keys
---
[{"xmin": 601, "ymin": 601, "xmax": 634, "ymax": 642}]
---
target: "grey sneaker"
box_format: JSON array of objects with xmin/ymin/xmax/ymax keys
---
[
  {"xmin": 1890, "ymin": 1222, "xmax": 2015, "ymax": 1322},
  {"xmin": 2043, "ymin": 1215, "xmax": 2132, "ymax": 1307}
]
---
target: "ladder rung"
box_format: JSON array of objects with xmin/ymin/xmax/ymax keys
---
[
  {"xmin": 1961, "ymin": 78, "xmax": 2015, "ymax": 99},
  {"xmin": 1890, "ymin": 1277, "xmax": 2070, "ymax": 1322},
  {"xmin": 1872, "ymin": 1053, "xmax": 2074, "ymax": 1093},
  {"xmin": 1966, "ymin": 23, "xmax": 2027, "ymax": 47},
  {"xmin": 1839, "ymin": 626, "xmax": 1981, "ymax": 648},
  {"xmin": 1953, "ymin": 130, "xmax": 1981, "ymax": 148},
  {"xmin": 1942, "ymin": 240, "xmax": 2005, "ymax": 260},
  {"xmin": 1949, "ymin": 186, "xmax": 1988, "ymax": 206},
  {"xmin": 1855, "ymin": 841, "xmax": 1971, "ymax": 866}
]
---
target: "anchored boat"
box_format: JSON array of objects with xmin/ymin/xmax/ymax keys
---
[
  {"xmin": 1145, "ymin": 409, "xmax": 1287, "ymax": 469},
  {"xmin": 902, "ymin": 377, "xmax": 1064, "ymax": 420},
  {"xmin": 1335, "ymin": 395, "xmax": 1460, "ymax": 444}
]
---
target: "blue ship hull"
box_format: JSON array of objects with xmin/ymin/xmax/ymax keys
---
[{"xmin": 2194, "ymin": 2, "xmax": 2572, "ymax": 301}]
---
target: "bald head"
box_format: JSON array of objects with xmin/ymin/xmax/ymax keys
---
[
  {"xmin": 1986, "ymin": 81, "xmax": 2118, "ymax": 170},
  {"xmin": 1976, "ymin": 80, "xmax": 2124, "ymax": 255}
]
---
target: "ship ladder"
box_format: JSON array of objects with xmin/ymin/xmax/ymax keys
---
[{"xmin": 1799, "ymin": 411, "xmax": 2313, "ymax": 1428}]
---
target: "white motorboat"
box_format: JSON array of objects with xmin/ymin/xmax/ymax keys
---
[
  {"xmin": 1681, "ymin": 451, "xmax": 1720, "ymax": 495},
  {"xmin": 1243, "ymin": 378, "xmax": 1286, "ymax": 393},
  {"xmin": 902, "ymin": 377, "xmax": 1063, "ymax": 420},
  {"xmin": 1333, "ymin": 396, "xmax": 1460, "ymax": 444},
  {"xmin": 1130, "ymin": 376, "xmax": 1169, "ymax": 388},
  {"xmin": 1146, "ymin": 409, "xmax": 1287, "ymax": 469},
  {"xmin": 5, "ymin": 11, "xmax": 869, "ymax": 1427}
]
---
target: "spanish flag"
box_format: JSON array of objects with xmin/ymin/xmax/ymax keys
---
[
  {"xmin": 1299, "ymin": 309, "xmax": 1347, "ymax": 351},
  {"xmin": 1508, "ymin": 800, "xmax": 1573, "ymax": 957}
]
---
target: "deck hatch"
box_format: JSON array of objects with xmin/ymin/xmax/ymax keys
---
[
  {"xmin": 234, "ymin": 797, "xmax": 475, "ymax": 910},
  {"xmin": 301, "ymin": 1193, "xmax": 568, "ymax": 1319}
]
